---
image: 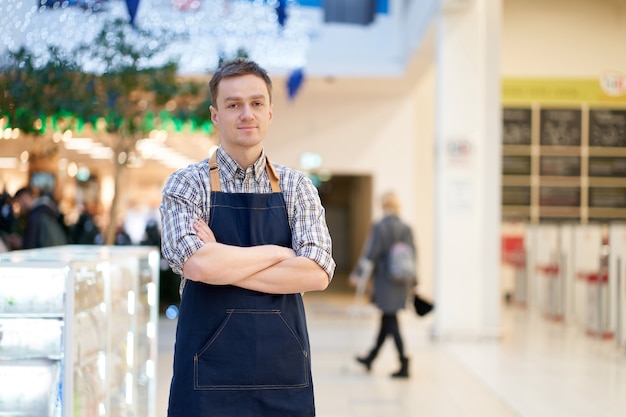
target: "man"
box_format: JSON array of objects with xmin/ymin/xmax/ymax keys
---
[
  {"xmin": 21, "ymin": 186, "xmax": 68, "ymax": 249},
  {"xmin": 10, "ymin": 186, "xmax": 35, "ymax": 249},
  {"xmin": 160, "ymin": 58, "xmax": 335, "ymax": 417}
]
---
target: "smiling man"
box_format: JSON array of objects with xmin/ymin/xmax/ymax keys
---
[{"xmin": 160, "ymin": 58, "xmax": 336, "ymax": 417}]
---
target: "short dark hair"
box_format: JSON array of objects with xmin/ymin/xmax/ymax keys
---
[
  {"xmin": 209, "ymin": 58, "xmax": 273, "ymax": 108},
  {"xmin": 13, "ymin": 186, "xmax": 33, "ymax": 199}
]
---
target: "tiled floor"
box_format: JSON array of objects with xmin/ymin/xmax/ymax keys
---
[{"xmin": 157, "ymin": 293, "xmax": 626, "ymax": 417}]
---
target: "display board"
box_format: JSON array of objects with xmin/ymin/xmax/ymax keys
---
[
  {"xmin": 589, "ymin": 109, "xmax": 626, "ymax": 147},
  {"xmin": 502, "ymin": 108, "xmax": 532, "ymax": 145},
  {"xmin": 501, "ymin": 77, "xmax": 626, "ymax": 223},
  {"xmin": 539, "ymin": 109, "xmax": 582, "ymax": 146},
  {"xmin": 540, "ymin": 156, "xmax": 581, "ymax": 176}
]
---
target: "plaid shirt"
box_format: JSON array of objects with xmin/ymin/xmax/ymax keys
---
[{"xmin": 160, "ymin": 147, "xmax": 336, "ymax": 293}]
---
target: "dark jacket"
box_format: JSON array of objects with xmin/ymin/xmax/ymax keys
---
[
  {"xmin": 69, "ymin": 212, "xmax": 103, "ymax": 245},
  {"xmin": 362, "ymin": 214, "xmax": 416, "ymax": 313},
  {"xmin": 22, "ymin": 195, "xmax": 68, "ymax": 249}
]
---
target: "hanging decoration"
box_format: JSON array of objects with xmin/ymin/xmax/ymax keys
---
[
  {"xmin": 275, "ymin": 0, "xmax": 287, "ymax": 28},
  {"xmin": 1, "ymin": 0, "xmax": 318, "ymax": 75},
  {"xmin": 125, "ymin": 0, "xmax": 141, "ymax": 26},
  {"xmin": 172, "ymin": 0, "xmax": 202, "ymax": 11},
  {"xmin": 287, "ymin": 68, "xmax": 305, "ymax": 101}
]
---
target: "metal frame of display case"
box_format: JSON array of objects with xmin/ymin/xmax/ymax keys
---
[{"xmin": 0, "ymin": 245, "xmax": 159, "ymax": 417}]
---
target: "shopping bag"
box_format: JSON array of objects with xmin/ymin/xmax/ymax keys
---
[{"xmin": 413, "ymin": 293, "xmax": 434, "ymax": 317}]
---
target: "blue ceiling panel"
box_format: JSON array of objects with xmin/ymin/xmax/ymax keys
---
[{"xmin": 297, "ymin": 0, "xmax": 388, "ymax": 14}]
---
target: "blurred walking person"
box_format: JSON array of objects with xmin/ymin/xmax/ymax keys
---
[{"xmin": 350, "ymin": 191, "xmax": 416, "ymax": 378}]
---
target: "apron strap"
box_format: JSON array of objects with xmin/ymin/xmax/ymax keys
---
[
  {"xmin": 265, "ymin": 159, "xmax": 281, "ymax": 192},
  {"xmin": 209, "ymin": 153, "xmax": 221, "ymax": 191},
  {"xmin": 209, "ymin": 151, "xmax": 281, "ymax": 192}
]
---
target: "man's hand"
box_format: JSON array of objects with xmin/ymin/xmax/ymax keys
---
[
  {"xmin": 193, "ymin": 219, "xmax": 215, "ymax": 243},
  {"xmin": 348, "ymin": 273, "xmax": 360, "ymax": 287}
]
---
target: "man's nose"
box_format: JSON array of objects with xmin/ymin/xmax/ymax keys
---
[{"xmin": 240, "ymin": 105, "xmax": 254, "ymax": 119}]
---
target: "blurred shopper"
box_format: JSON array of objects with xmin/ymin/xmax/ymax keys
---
[
  {"xmin": 13, "ymin": 187, "xmax": 34, "ymax": 228},
  {"xmin": 0, "ymin": 190, "xmax": 16, "ymax": 251},
  {"xmin": 140, "ymin": 217, "xmax": 161, "ymax": 246},
  {"xmin": 114, "ymin": 223, "xmax": 133, "ymax": 245},
  {"xmin": 22, "ymin": 187, "xmax": 68, "ymax": 249},
  {"xmin": 160, "ymin": 58, "xmax": 335, "ymax": 416},
  {"xmin": 2, "ymin": 186, "xmax": 35, "ymax": 250},
  {"xmin": 350, "ymin": 191, "xmax": 416, "ymax": 378},
  {"xmin": 4, "ymin": 186, "xmax": 36, "ymax": 250},
  {"xmin": 123, "ymin": 199, "xmax": 149, "ymax": 245},
  {"xmin": 69, "ymin": 201, "xmax": 103, "ymax": 245}
]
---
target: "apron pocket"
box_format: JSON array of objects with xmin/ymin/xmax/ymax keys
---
[{"xmin": 194, "ymin": 309, "xmax": 310, "ymax": 390}]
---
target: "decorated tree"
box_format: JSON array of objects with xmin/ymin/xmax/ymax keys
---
[{"xmin": 0, "ymin": 18, "xmax": 212, "ymax": 244}]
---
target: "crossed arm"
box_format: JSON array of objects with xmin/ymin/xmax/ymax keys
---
[{"xmin": 182, "ymin": 220, "xmax": 329, "ymax": 294}]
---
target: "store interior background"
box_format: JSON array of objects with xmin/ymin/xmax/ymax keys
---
[{"xmin": 1, "ymin": 0, "xmax": 626, "ymax": 306}]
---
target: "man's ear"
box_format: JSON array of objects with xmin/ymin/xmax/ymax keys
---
[{"xmin": 210, "ymin": 105, "xmax": 218, "ymax": 125}]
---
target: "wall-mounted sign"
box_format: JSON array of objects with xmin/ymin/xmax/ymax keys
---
[
  {"xmin": 539, "ymin": 186, "xmax": 580, "ymax": 207},
  {"xmin": 502, "ymin": 108, "xmax": 531, "ymax": 145},
  {"xmin": 502, "ymin": 78, "xmax": 626, "ymax": 103},
  {"xmin": 540, "ymin": 109, "xmax": 581, "ymax": 146},
  {"xmin": 445, "ymin": 137, "xmax": 473, "ymax": 170},
  {"xmin": 502, "ymin": 155, "xmax": 531, "ymax": 176},
  {"xmin": 599, "ymin": 72, "xmax": 626, "ymax": 97},
  {"xmin": 501, "ymin": 79, "xmax": 626, "ymax": 223},
  {"xmin": 589, "ymin": 187, "xmax": 626, "ymax": 208},
  {"xmin": 540, "ymin": 156, "xmax": 581, "ymax": 176},
  {"xmin": 589, "ymin": 157, "xmax": 626, "ymax": 177},
  {"xmin": 589, "ymin": 109, "xmax": 626, "ymax": 147},
  {"xmin": 502, "ymin": 186, "xmax": 531, "ymax": 206}
]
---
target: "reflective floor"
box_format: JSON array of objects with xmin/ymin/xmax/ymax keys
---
[{"xmin": 157, "ymin": 293, "xmax": 626, "ymax": 417}]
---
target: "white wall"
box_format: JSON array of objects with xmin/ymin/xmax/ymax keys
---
[
  {"xmin": 501, "ymin": 0, "xmax": 626, "ymax": 77},
  {"xmin": 267, "ymin": 75, "xmax": 421, "ymax": 225}
]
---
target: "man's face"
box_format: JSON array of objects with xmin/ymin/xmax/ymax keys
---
[
  {"xmin": 210, "ymin": 74, "xmax": 273, "ymax": 153},
  {"xmin": 14, "ymin": 193, "xmax": 33, "ymax": 215}
]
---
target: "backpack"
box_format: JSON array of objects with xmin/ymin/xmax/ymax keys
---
[{"xmin": 387, "ymin": 240, "xmax": 416, "ymax": 284}]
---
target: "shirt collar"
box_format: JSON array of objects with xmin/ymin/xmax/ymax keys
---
[{"xmin": 216, "ymin": 147, "xmax": 267, "ymax": 183}]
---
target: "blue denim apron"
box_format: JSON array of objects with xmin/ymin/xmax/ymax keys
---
[{"xmin": 167, "ymin": 154, "xmax": 315, "ymax": 417}]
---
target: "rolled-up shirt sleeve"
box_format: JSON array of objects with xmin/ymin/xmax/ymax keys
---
[
  {"xmin": 160, "ymin": 166, "xmax": 206, "ymax": 276},
  {"xmin": 286, "ymin": 172, "xmax": 336, "ymax": 281}
]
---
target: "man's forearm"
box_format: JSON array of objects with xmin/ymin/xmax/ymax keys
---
[
  {"xmin": 182, "ymin": 242, "xmax": 295, "ymax": 285},
  {"xmin": 234, "ymin": 257, "xmax": 330, "ymax": 294}
]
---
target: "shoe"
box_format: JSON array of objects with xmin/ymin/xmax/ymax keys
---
[
  {"xmin": 355, "ymin": 352, "xmax": 376, "ymax": 372},
  {"xmin": 391, "ymin": 357, "xmax": 409, "ymax": 378}
]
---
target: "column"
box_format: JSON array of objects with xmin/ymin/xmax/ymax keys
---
[{"xmin": 432, "ymin": 0, "xmax": 502, "ymax": 339}]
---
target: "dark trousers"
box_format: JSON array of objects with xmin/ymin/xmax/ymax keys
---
[{"xmin": 372, "ymin": 313, "xmax": 405, "ymax": 359}]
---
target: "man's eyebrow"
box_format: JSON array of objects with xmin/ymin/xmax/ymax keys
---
[{"xmin": 223, "ymin": 94, "xmax": 267, "ymax": 102}]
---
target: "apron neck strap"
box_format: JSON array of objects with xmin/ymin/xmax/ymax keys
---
[{"xmin": 209, "ymin": 152, "xmax": 281, "ymax": 192}]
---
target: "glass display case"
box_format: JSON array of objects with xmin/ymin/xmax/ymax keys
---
[{"xmin": 0, "ymin": 245, "xmax": 159, "ymax": 417}]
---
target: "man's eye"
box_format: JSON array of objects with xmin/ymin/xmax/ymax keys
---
[
  {"xmin": 227, "ymin": 103, "xmax": 238, "ymax": 108},
  {"xmin": 253, "ymin": 102, "xmax": 263, "ymax": 107}
]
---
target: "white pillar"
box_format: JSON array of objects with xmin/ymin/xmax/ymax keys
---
[{"xmin": 432, "ymin": 0, "xmax": 502, "ymax": 339}]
